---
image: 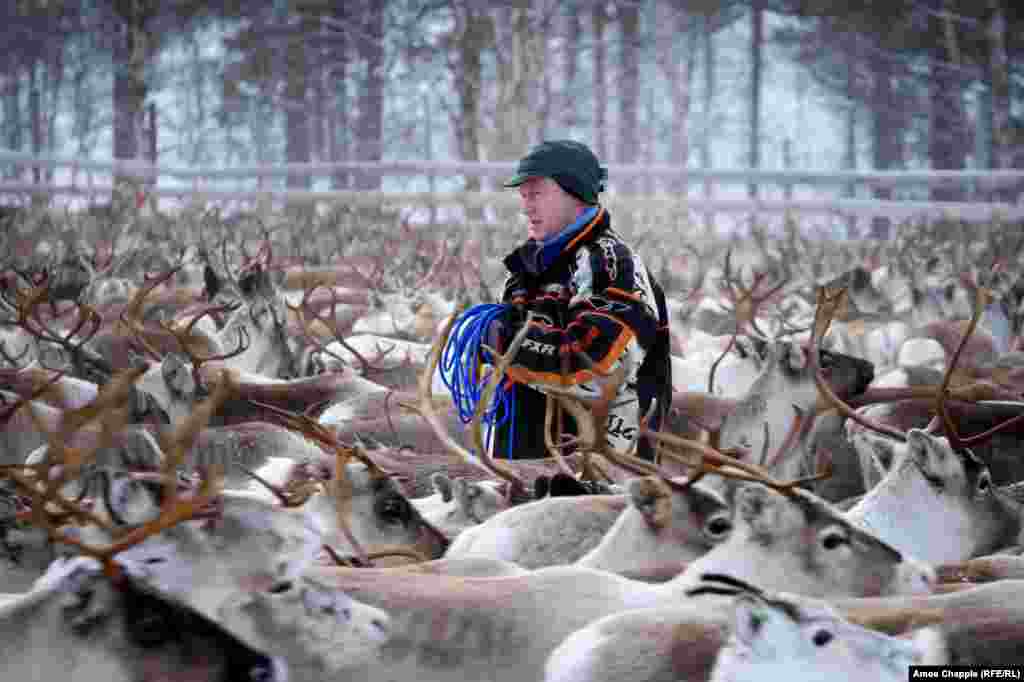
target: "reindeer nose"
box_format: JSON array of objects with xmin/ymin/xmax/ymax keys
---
[
  {"xmin": 897, "ymin": 556, "xmax": 937, "ymax": 595},
  {"xmin": 855, "ymin": 359, "xmax": 875, "ymax": 396}
]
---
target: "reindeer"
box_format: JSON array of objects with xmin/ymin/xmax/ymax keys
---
[
  {"xmin": 844, "ymin": 429, "xmax": 1022, "ymax": 563},
  {"xmin": 294, "ymin": 359, "xmax": 932, "ymax": 682},
  {"xmin": 0, "ymin": 369, "xmax": 298, "ymax": 679},
  {"xmin": 0, "ymin": 557, "xmax": 288, "ymax": 682},
  {"xmin": 216, "ymin": 573, "xmax": 392, "ymax": 680},
  {"xmin": 302, "ymin": 466, "xmax": 931, "ymax": 682},
  {"xmin": 0, "ymin": 368, "xmax": 402, "ymax": 682},
  {"xmin": 411, "ymin": 472, "xmax": 510, "ymax": 539},
  {"xmin": 828, "ymin": 579, "xmax": 1024, "ymax": 665},
  {"xmin": 446, "ymin": 476, "xmax": 732, "ymax": 578},
  {"xmin": 543, "ymin": 575, "xmax": 934, "ymax": 682},
  {"xmin": 816, "ymin": 284, "xmax": 1024, "ymax": 562}
]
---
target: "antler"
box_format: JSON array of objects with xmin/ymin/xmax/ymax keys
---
[
  {"xmin": 810, "ymin": 285, "xmax": 908, "ymax": 443},
  {"xmin": 0, "ymin": 366, "xmax": 69, "ymax": 423},
  {"xmin": 117, "ymin": 265, "xmax": 185, "ymax": 362},
  {"xmin": 811, "ymin": 284, "xmax": 1024, "ymax": 447},
  {"xmin": 2, "ymin": 367, "xmax": 228, "ymax": 580},
  {"xmin": 717, "ymin": 248, "xmax": 790, "ymax": 337},
  {"xmin": 0, "ymin": 369, "xmax": 135, "ymax": 537},
  {"xmin": 933, "ymin": 282, "xmax": 1024, "ymax": 449},
  {"xmin": 0, "ymin": 333, "xmax": 32, "ymax": 368},
  {"xmin": 637, "ymin": 402, "xmax": 830, "ymax": 494},
  {"xmin": 241, "ymin": 399, "xmax": 401, "ymax": 567},
  {"xmin": 4, "ymin": 280, "xmax": 110, "ymax": 378},
  {"xmin": 543, "ymin": 396, "xmax": 583, "ymax": 479},
  {"xmin": 545, "ymin": 349, "xmax": 827, "ymax": 496},
  {"xmin": 400, "ymin": 310, "xmax": 529, "ymax": 498},
  {"xmin": 239, "ymin": 464, "xmax": 321, "ymax": 508},
  {"xmin": 158, "ymin": 302, "xmax": 250, "ymax": 387},
  {"xmin": 285, "ymin": 284, "xmax": 397, "ymax": 377}
]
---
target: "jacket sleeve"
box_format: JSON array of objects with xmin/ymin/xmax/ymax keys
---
[{"xmin": 495, "ymin": 238, "xmax": 660, "ymax": 387}]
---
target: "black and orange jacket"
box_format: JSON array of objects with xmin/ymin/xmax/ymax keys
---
[{"xmin": 493, "ymin": 206, "xmax": 672, "ymax": 424}]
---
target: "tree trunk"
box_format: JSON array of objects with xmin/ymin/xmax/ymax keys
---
[
  {"xmin": 701, "ymin": 17, "xmax": 714, "ymax": 231},
  {"xmin": 617, "ymin": 2, "xmax": 640, "ymax": 194},
  {"xmin": 562, "ymin": 3, "xmax": 580, "ymax": 132},
  {"xmin": 868, "ymin": 51, "xmax": 899, "ymax": 239},
  {"xmin": 747, "ymin": 0, "xmax": 763, "ymax": 203},
  {"xmin": 285, "ymin": 15, "xmax": 311, "ymax": 190},
  {"xmin": 451, "ymin": 4, "xmax": 489, "ymax": 196},
  {"xmin": 491, "ymin": 2, "xmax": 535, "ymax": 162},
  {"xmin": 927, "ymin": 13, "xmax": 967, "ymax": 201},
  {"xmin": 111, "ymin": 1, "xmax": 154, "ymax": 186},
  {"xmin": 46, "ymin": 48, "xmax": 64, "ymax": 186},
  {"xmin": 668, "ymin": 10, "xmax": 697, "ymax": 170},
  {"xmin": 328, "ymin": 11, "xmax": 349, "ymax": 190},
  {"xmin": 843, "ymin": 50, "xmax": 858, "ymax": 238},
  {"xmin": 592, "ymin": 4, "xmax": 608, "ymax": 162},
  {"xmin": 354, "ymin": 0, "xmax": 384, "ymax": 191},
  {"xmin": 3, "ymin": 70, "xmax": 22, "ymax": 154},
  {"xmin": 987, "ymin": 0, "xmax": 1011, "ymax": 175},
  {"xmin": 537, "ymin": 6, "xmax": 552, "ymax": 141},
  {"xmin": 29, "ymin": 63, "xmax": 42, "ymax": 187}
]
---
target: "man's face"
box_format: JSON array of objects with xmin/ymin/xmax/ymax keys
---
[{"xmin": 518, "ymin": 176, "xmax": 583, "ymax": 241}]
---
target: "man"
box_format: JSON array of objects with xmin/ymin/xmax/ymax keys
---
[{"xmin": 484, "ymin": 140, "xmax": 672, "ymax": 461}]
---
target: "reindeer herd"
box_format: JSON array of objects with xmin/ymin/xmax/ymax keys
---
[{"xmin": 2, "ymin": 208, "xmax": 1024, "ymax": 681}]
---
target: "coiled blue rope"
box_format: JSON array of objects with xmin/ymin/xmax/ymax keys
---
[{"xmin": 439, "ymin": 303, "xmax": 517, "ymax": 458}]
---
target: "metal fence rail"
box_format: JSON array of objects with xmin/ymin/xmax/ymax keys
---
[{"xmin": 1, "ymin": 150, "xmax": 1021, "ymax": 224}]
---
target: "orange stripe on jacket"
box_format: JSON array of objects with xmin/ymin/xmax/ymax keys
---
[
  {"xmin": 564, "ymin": 206, "xmax": 606, "ymax": 253},
  {"xmin": 506, "ymin": 326, "xmax": 634, "ymax": 387},
  {"xmin": 605, "ymin": 287, "xmax": 643, "ymax": 302}
]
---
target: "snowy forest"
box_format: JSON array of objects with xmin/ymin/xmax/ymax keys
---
[{"xmin": 1, "ymin": 0, "xmax": 1021, "ymax": 203}]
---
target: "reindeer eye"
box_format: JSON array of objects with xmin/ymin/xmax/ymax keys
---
[
  {"xmin": 249, "ymin": 665, "xmax": 274, "ymax": 682},
  {"xmin": 377, "ymin": 497, "xmax": 408, "ymax": 524},
  {"xmin": 268, "ymin": 581, "xmax": 292, "ymax": 594},
  {"xmin": 705, "ymin": 515, "xmax": 732, "ymax": 538},
  {"xmin": 820, "ymin": 529, "xmax": 848, "ymax": 551},
  {"xmin": 812, "ymin": 629, "xmax": 833, "ymax": 647},
  {"xmin": 977, "ymin": 473, "xmax": 991, "ymax": 493}
]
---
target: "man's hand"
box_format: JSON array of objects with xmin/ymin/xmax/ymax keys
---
[{"xmin": 482, "ymin": 305, "xmax": 525, "ymax": 363}]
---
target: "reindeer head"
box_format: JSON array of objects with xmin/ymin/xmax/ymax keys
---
[
  {"xmin": 682, "ymin": 483, "xmax": 934, "ymax": 598},
  {"xmin": 705, "ymin": 577, "xmax": 929, "ymax": 682},
  {"xmin": 217, "ymin": 574, "xmax": 391, "ymax": 675},
  {"xmin": 307, "ymin": 462, "xmax": 450, "ymax": 563},
  {"xmin": 846, "ymin": 429, "xmax": 1021, "ymax": 564},
  {"xmin": 0, "ymin": 556, "xmax": 287, "ymax": 682}
]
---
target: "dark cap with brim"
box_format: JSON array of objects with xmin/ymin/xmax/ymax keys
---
[{"xmin": 503, "ymin": 140, "xmax": 607, "ymax": 204}]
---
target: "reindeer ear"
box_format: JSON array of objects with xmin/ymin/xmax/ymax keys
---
[
  {"xmin": 451, "ymin": 478, "xmax": 471, "ymax": 510},
  {"xmin": 627, "ymin": 476, "xmax": 672, "ymax": 529},
  {"xmin": 548, "ymin": 472, "xmax": 589, "ymax": 497},
  {"xmin": 431, "ymin": 472, "xmax": 453, "ymax": 502},
  {"xmin": 161, "ymin": 353, "xmax": 196, "ymax": 398},
  {"xmin": 906, "ymin": 429, "xmax": 950, "ymax": 481},
  {"xmin": 534, "ymin": 475, "xmax": 551, "ymax": 499},
  {"xmin": 784, "ymin": 343, "xmax": 807, "ymax": 371},
  {"xmin": 203, "ymin": 263, "xmax": 222, "ymax": 301}
]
